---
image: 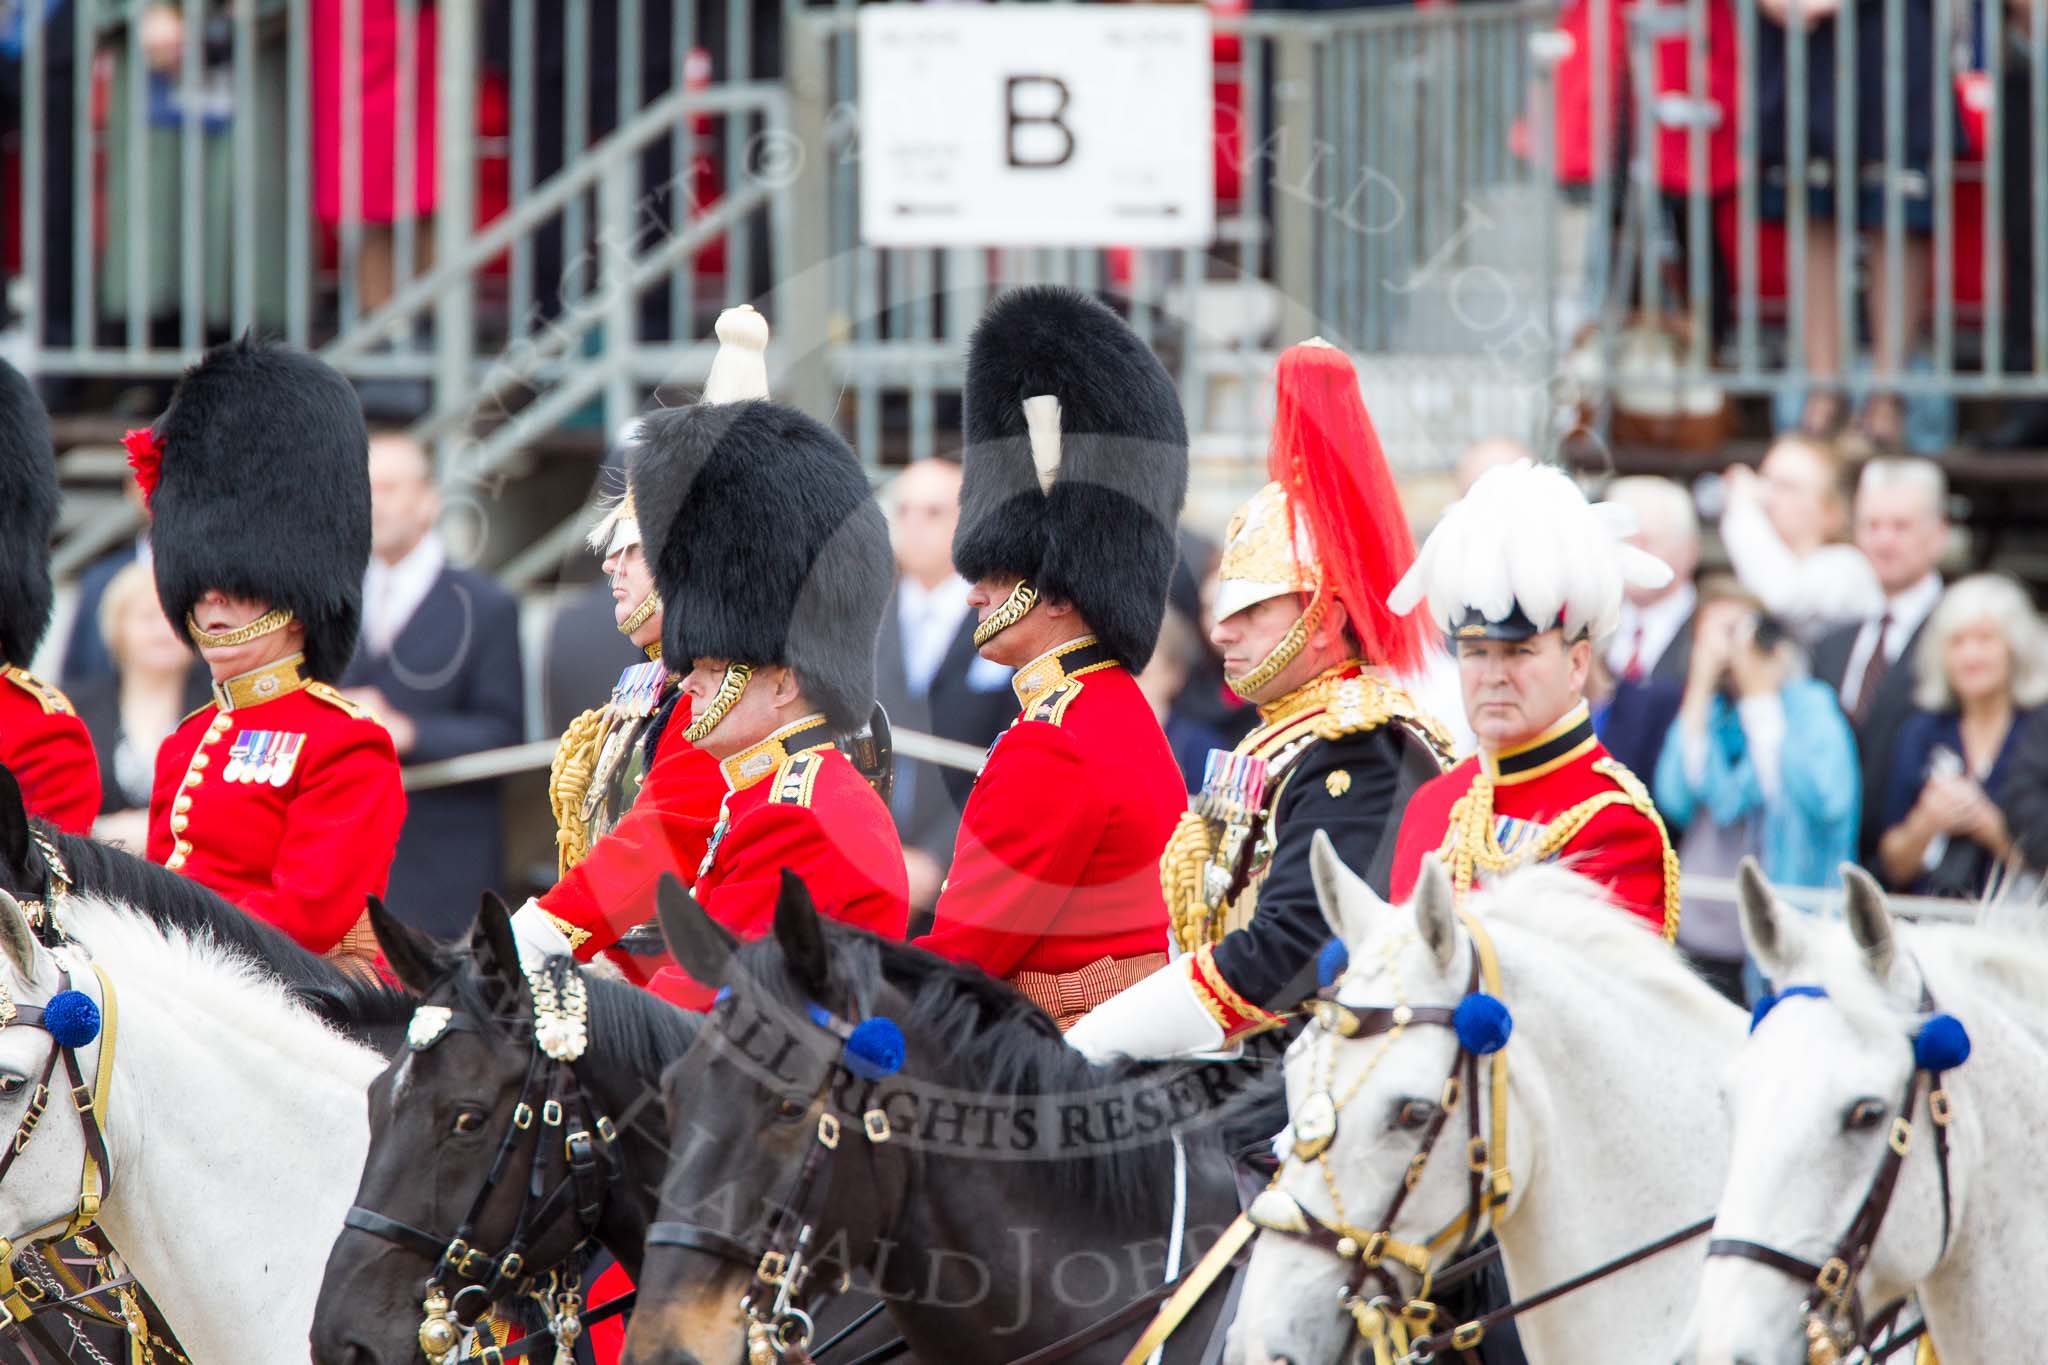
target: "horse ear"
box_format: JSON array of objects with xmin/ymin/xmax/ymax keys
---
[
  {"xmin": 471, "ymin": 892, "xmax": 525, "ymax": 992},
  {"xmin": 1737, "ymin": 858, "xmax": 1802, "ymax": 982},
  {"xmin": 0, "ymin": 890, "xmax": 37, "ymax": 984},
  {"xmin": 1840, "ymin": 864, "xmax": 1896, "ymax": 980},
  {"xmin": 656, "ymin": 874, "xmax": 738, "ymax": 988},
  {"xmin": 1310, "ymin": 829, "xmax": 1388, "ymax": 951},
  {"xmin": 370, "ymin": 896, "xmax": 441, "ymax": 996},
  {"xmin": 773, "ymin": 869, "xmax": 831, "ymax": 998},
  {"xmin": 1414, "ymin": 855, "xmax": 1459, "ymax": 971},
  {"xmin": 0, "ymin": 766, "xmax": 29, "ymax": 876}
]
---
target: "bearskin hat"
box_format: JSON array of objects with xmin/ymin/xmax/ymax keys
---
[
  {"xmin": 142, "ymin": 338, "xmax": 371, "ymax": 680},
  {"xmin": 953, "ymin": 287, "xmax": 1189, "ymax": 671},
  {"xmin": 627, "ymin": 400, "xmax": 892, "ymax": 732},
  {"xmin": 0, "ymin": 361, "xmax": 58, "ymax": 669}
]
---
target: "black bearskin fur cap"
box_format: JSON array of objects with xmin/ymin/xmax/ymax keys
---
[
  {"xmin": 953, "ymin": 287, "xmax": 1189, "ymax": 670},
  {"xmin": 0, "ymin": 361, "xmax": 57, "ymax": 669},
  {"xmin": 628, "ymin": 400, "xmax": 891, "ymax": 732},
  {"xmin": 147, "ymin": 338, "xmax": 371, "ymax": 681}
]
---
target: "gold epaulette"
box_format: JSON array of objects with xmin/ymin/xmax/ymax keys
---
[
  {"xmin": 1306, "ymin": 675, "xmax": 1456, "ymax": 768},
  {"xmin": 549, "ymin": 706, "xmax": 609, "ymax": 876},
  {"xmin": 305, "ymin": 680, "xmax": 371, "ymax": 719},
  {"xmin": 1592, "ymin": 757, "xmax": 1682, "ymax": 944},
  {"xmin": 1161, "ymin": 811, "xmax": 1218, "ymax": 955},
  {"xmin": 768, "ymin": 750, "xmax": 828, "ymax": 808},
  {"xmin": 1022, "ymin": 677, "xmax": 1085, "ymax": 726},
  {"xmin": 2, "ymin": 666, "xmax": 76, "ymax": 718}
]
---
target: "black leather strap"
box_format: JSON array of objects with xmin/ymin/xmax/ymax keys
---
[
  {"xmin": 344, "ymin": 1206, "xmax": 450, "ymax": 1262},
  {"xmin": 1703, "ymin": 1237, "xmax": 1826, "ymax": 1283},
  {"xmin": 643, "ymin": 1221, "xmax": 759, "ymax": 1266}
]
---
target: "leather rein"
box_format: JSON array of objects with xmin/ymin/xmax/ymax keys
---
[
  {"xmin": 1704, "ymin": 982, "xmax": 1958, "ymax": 1365},
  {"xmin": 342, "ymin": 956, "xmax": 623, "ymax": 1365}
]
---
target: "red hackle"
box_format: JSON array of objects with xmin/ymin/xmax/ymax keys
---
[{"xmin": 1266, "ymin": 342, "xmax": 1427, "ymax": 675}]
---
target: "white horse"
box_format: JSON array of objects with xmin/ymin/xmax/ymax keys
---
[
  {"xmin": 0, "ymin": 888, "xmax": 384, "ymax": 1365},
  {"xmin": 1683, "ymin": 863, "xmax": 2048, "ymax": 1365},
  {"xmin": 1227, "ymin": 840, "xmax": 1746, "ymax": 1365}
]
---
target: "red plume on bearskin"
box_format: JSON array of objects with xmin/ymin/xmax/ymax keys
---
[
  {"xmin": 122, "ymin": 427, "xmax": 163, "ymax": 505},
  {"xmin": 1267, "ymin": 342, "xmax": 1426, "ymax": 676}
]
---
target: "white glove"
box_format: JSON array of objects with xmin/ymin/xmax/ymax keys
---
[
  {"xmin": 1064, "ymin": 959, "xmax": 1228, "ymax": 1063},
  {"xmin": 508, "ymin": 899, "xmax": 574, "ymax": 967}
]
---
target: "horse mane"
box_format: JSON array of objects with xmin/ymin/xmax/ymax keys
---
[
  {"xmin": 40, "ymin": 823, "xmax": 412, "ymax": 1033},
  {"xmin": 1469, "ymin": 865, "xmax": 1744, "ymax": 1034},
  {"xmin": 58, "ymin": 895, "xmax": 388, "ymax": 1076},
  {"xmin": 736, "ymin": 925, "xmax": 1192, "ymax": 1226}
]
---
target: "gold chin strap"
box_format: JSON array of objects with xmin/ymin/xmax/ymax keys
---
[
  {"xmin": 185, "ymin": 606, "xmax": 296, "ymax": 649},
  {"xmin": 682, "ymin": 664, "xmax": 754, "ymax": 744},
  {"xmin": 1226, "ymin": 592, "xmax": 1328, "ymax": 701},
  {"xmin": 972, "ymin": 580, "xmax": 1040, "ymax": 647},
  {"xmin": 617, "ymin": 592, "xmax": 659, "ymax": 639}
]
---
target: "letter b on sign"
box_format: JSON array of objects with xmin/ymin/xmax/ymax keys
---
[{"xmin": 1006, "ymin": 75, "xmax": 1074, "ymax": 168}]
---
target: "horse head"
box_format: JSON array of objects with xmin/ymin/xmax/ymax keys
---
[
  {"xmin": 312, "ymin": 891, "xmax": 601, "ymax": 1365},
  {"xmin": 1685, "ymin": 862, "xmax": 1970, "ymax": 1365},
  {"xmin": 625, "ymin": 870, "xmax": 917, "ymax": 1365},
  {"xmin": 1228, "ymin": 840, "xmax": 1521, "ymax": 1365},
  {"xmin": 0, "ymin": 885, "xmax": 112, "ymax": 1280}
]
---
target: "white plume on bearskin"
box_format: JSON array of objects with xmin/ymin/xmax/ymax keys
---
[{"xmin": 1389, "ymin": 459, "xmax": 1672, "ymax": 642}]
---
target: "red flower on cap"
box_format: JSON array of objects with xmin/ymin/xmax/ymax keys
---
[{"xmin": 122, "ymin": 427, "xmax": 163, "ymax": 505}]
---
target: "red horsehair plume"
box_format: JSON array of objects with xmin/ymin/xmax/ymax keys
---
[
  {"xmin": 122, "ymin": 427, "xmax": 163, "ymax": 505},
  {"xmin": 1267, "ymin": 342, "xmax": 1427, "ymax": 675}
]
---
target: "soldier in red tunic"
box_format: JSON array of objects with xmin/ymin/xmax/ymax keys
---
[
  {"xmin": 912, "ymin": 288, "xmax": 1191, "ymax": 1028},
  {"xmin": 137, "ymin": 340, "xmax": 405, "ymax": 961},
  {"xmin": 1386, "ymin": 460, "xmax": 1682, "ymax": 938},
  {"xmin": 0, "ymin": 359, "xmax": 100, "ymax": 834},
  {"xmin": 514, "ymin": 331, "xmax": 908, "ymax": 1006},
  {"xmin": 511, "ymin": 308, "xmax": 766, "ymax": 983}
]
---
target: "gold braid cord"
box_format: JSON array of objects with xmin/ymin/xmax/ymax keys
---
[
  {"xmin": 549, "ymin": 707, "xmax": 608, "ymax": 877},
  {"xmin": 1433, "ymin": 759, "xmax": 1681, "ymax": 942},
  {"xmin": 1161, "ymin": 812, "xmax": 1219, "ymax": 956},
  {"xmin": 183, "ymin": 606, "xmax": 296, "ymax": 648}
]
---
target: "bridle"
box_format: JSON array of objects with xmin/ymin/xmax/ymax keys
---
[
  {"xmin": 14, "ymin": 832, "xmax": 72, "ymax": 947},
  {"xmin": 1705, "ymin": 980, "xmax": 1961, "ymax": 1365},
  {"xmin": 644, "ymin": 993, "xmax": 903, "ymax": 1365},
  {"xmin": 0, "ymin": 958, "xmax": 118, "ymax": 1333},
  {"xmin": 341, "ymin": 957, "xmax": 623, "ymax": 1365},
  {"xmin": 1246, "ymin": 911, "xmax": 1513, "ymax": 1361}
]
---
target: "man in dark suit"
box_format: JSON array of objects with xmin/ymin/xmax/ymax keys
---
[
  {"xmin": 874, "ymin": 458, "xmax": 1015, "ymax": 923},
  {"xmin": 340, "ymin": 432, "xmax": 526, "ymax": 937},
  {"xmin": 1808, "ymin": 457, "xmax": 1950, "ymax": 868},
  {"xmin": 1596, "ymin": 476, "xmax": 1701, "ymax": 806}
]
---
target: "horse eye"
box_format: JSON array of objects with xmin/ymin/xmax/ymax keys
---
[
  {"xmin": 774, "ymin": 1096, "xmax": 808, "ymax": 1122},
  {"xmin": 1844, "ymin": 1098, "xmax": 1888, "ymax": 1131},
  {"xmin": 0, "ymin": 1076, "xmax": 22, "ymax": 1100},
  {"xmin": 1396, "ymin": 1099, "xmax": 1437, "ymax": 1130},
  {"xmin": 452, "ymin": 1108, "xmax": 487, "ymax": 1135}
]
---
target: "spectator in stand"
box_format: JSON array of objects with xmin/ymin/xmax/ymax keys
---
[
  {"xmin": 1758, "ymin": 0, "xmax": 1960, "ymax": 447},
  {"xmin": 1655, "ymin": 578, "xmax": 1859, "ymax": 1003},
  {"xmin": 61, "ymin": 475, "xmax": 152, "ymax": 691},
  {"xmin": 67, "ymin": 562, "xmax": 210, "ymax": 850},
  {"xmin": 1719, "ymin": 434, "xmax": 1881, "ymax": 643},
  {"xmin": 1812, "ymin": 456, "xmax": 1951, "ymax": 861},
  {"xmin": 874, "ymin": 458, "xmax": 1015, "ymax": 923},
  {"xmin": 1877, "ymin": 575, "xmax": 2042, "ymax": 897},
  {"xmin": 1996, "ymin": 701, "xmax": 2048, "ymax": 880},
  {"xmin": 1135, "ymin": 607, "xmax": 1230, "ymax": 793},
  {"xmin": 339, "ymin": 430, "xmax": 525, "ymax": 937},
  {"xmin": 1597, "ymin": 476, "xmax": 1702, "ymax": 799}
]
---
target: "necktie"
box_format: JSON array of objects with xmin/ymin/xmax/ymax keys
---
[
  {"xmin": 1850, "ymin": 612, "xmax": 1892, "ymax": 725},
  {"xmin": 1622, "ymin": 625, "xmax": 1646, "ymax": 683}
]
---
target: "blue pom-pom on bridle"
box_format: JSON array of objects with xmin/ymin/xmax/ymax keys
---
[
  {"xmin": 844, "ymin": 1018, "xmax": 906, "ymax": 1081},
  {"xmin": 43, "ymin": 990, "xmax": 101, "ymax": 1049},
  {"xmin": 1453, "ymin": 993, "xmax": 1512, "ymax": 1055},
  {"xmin": 1914, "ymin": 1013, "xmax": 1971, "ymax": 1072},
  {"xmin": 1316, "ymin": 939, "xmax": 1349, "ymax": 991}
]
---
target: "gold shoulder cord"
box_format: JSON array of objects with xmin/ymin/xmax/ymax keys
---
[
  {"xmin": 1434, "ymin": 762, "xmax": 1680, "ymax": 943},
  {"xmin": 1161, "ymin": 812, "xmax": 1217, "ymax": 955},
  {"xmin": 549, "ymin": 707, "xmax": 609, "ymax": 876}
]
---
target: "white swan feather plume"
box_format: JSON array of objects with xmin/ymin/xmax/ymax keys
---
[{"xmin": 1388, "ymin": 459, "xmax": 1673, "ymax": 643}]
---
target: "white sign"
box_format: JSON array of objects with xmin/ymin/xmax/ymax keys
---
[{"xmin": 858, "ymin": 6, "xmax": 1216, "ymax": 248}]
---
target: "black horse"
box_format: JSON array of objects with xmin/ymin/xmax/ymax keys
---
[
  {"xmin": 310, "ymin": 893, "xmax": 702, "ymax": 1365},
  {"xmin": 629, "ymin": 871, "xmax": 1259, "ymax": 1365},
  {"xmin": 0, "ymin": 766, "xmax": 410, "ymax": 1052}
]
